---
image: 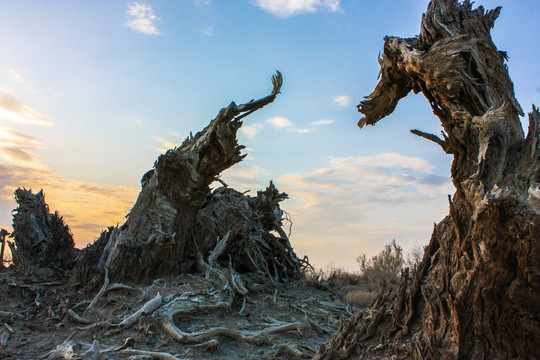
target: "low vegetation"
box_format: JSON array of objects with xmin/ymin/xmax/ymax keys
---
[{"xmin": 308, "ymin": 239, "xmax": 424, "ymax": 308}]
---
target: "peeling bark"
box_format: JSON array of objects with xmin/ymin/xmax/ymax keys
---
[{"xmin": 316, "ymin": 1, "xmax": 540, "ymax": 359}]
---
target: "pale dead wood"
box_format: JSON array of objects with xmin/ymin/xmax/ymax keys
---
[
  {"xmin": 66, "ymin": 309, "xmax": 91, "ymax": 325},
  {"xmin": 120, "ymin": 348, "xmax": 183, "ymax": 360},
  {"xmin": 194, "ymin": 339, "xmax": 219, "ymax": 352},
  {"xmin": 104, "ymin": 283, "xmax": 138, "ymax": 293},
  {"xmin": 85, "ymin": 267, "xmax": 109, "ymax": 314},
  {"xmin": 206, "ymin": 231, "xmax": 230, "ymax": 279},
  {"xmin": 42, "ymin": 341, "xmax": 76, "ymax": 360},
  {"xmin": 112, "ymin": 292, "xmax": 162, "ymax": 328}
]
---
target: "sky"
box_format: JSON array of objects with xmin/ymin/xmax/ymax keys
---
[{"xmin": 1, "ymin": 0, "xmax": 539, "ymax": 271}]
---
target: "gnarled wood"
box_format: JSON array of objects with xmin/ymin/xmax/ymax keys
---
[
  {"xmin": 92, "ymin": 72, "xmax": 297, "ymax": 283},
  {"xmin": 316, "ymin": 1, "xmax": 540, "ymax": 359}
]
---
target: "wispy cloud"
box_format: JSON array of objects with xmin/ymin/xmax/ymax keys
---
[
  {"xmin": 126, "ymin": 2, "xmax": 161, "ymax": 35},
  {"xmin": 240, "ymin": 122, "xmax": 265, "ymax": 139},
  {"xmin": 200, "ymin": 26, "xmax": 214, "ymax": 36},
  {"xmin": 154, "ymin": 136, "xmax": 178, "ymax": 153},
  {"xmin": 333, "ymin": 95, "xmax": 351, "ymax": 108},
  {"xmin": 219, "ymin": 163, "xmax": 270, "ymax": 190},
  {"xmin": 253, "ymin": 0, "xmax": 342, "ymax": 18},
  {"xmin": 276, "ymin": 153, "xmax": 453, "ymax": 269},
  {"xmin": 310, "ymin": 119, "xmax": 334, "ymax": 126},
  {"xmin": 0, "ymin": 93, "xmax": 53, "ymax": 126},
  {"xmin": 288, "ymin": 128, "xmax": 313, "ymax": 133},
  {"xmin": 7, "ymin": 69, "xmax": 23, "ymax": 82},
  {"xmin": 0, "ymin": 161, "xmax": 139, "ymax": 247},
  {"xmin": 0, "ymin": 124, "xmax": 139, "ymax": 247},
  {"xmin": 0, "ymin": 128, "xmax": 42, "ymax": 149},
  {"xmin": 240, "ymin": 116, "xmax": 320, "ymax": 139}
]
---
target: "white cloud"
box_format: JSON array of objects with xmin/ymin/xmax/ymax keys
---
[
  {"xmin": 333, "ymin": 95, "xmax": 351, "ymax": 108},
  {"xmin": 240, "ymin": 122, "xmax": 265, "ymax": 139},
  {"xmin": 200, "ymin": 26, "xmax": 214, "ymax": 36},
  {"xmin": 0, "ymin": 93, "xmax": 53, "ymax": 126},
  {"xmin": 195, "ymin": 0, "xmax": 211, "ymax": 5},
  {"xmin": 276, "ymin": 153, "xmax": 453, "ymax": 270},
  {"xmin": 288, "ymin": 128, "xmax": 313, "ymax": 133},
  {"xmin": 7, "ymin": 69, "xmax": 23, "ymax": 82},
  {"xmin": 253, "ymin": 0, "xmax": 342, "ymax": 18},
  {"xmin": 267, "ymin": 116, "xmax": 292, "ymax": 129},
  {"xmin": 310, "ymin": 119, "xmax": 334, "ymax": 126},
  {"xmin": 126, "ymin": 2, "xmax": 160, "ymax": 35}
]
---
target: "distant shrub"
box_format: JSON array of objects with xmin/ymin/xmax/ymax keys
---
[
  {"xmin": 357, "ymin": 239, "xmax": 404, "ymax": 287},
  {"xmin": 305, "ymin": 265, "xmax": 362, "ymax": 291},
  {"xmin": 406, "ymin": 244, "xmax": 425, "ymax": 271}
]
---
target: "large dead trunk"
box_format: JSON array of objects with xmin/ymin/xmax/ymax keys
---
[
  {"xmin": 94, "ymin": 72, "xmax": 302, "ymax": 283},
  {"xmin": 316, "ymin": 1, "xmax": 539, "ymax": 359}
]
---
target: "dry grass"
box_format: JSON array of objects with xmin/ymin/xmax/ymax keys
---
[{"xmin": 345, "ymin": 289, "xmax": 377, "ymax": 307}]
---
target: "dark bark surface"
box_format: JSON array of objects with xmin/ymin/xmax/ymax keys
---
[
  {"xmin": 316, "ymin": 1, "xmax": 540, "ymax": 359},
  {"xmin": 8, "ymin": 188, "xmax": 76, "ymax": 272}
]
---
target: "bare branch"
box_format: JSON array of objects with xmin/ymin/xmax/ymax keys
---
[{"xmin": 410, "ymin": 129, "xmax": 449, "ymax": 152}]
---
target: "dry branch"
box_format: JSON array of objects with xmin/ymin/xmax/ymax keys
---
[
  {"xmin": 66, "ymin": 309, "xmax": 91, "ymax": 325},
  {"xmin": 113, "ymin": 292, "xmax": 163, "ymax": 328},
  {"xmin": 84, "ymin": 267, "xmax": 109, "ymax": 314}
]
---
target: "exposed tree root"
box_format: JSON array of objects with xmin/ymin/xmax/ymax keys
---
[
  {"xmin": 162, "ymin": 319, "xmax": 308, "ymax": 345},
  {"xmin": 112, "ymin": 292, "xmax": 163, "ymax": 328},
  {"xmin": 66, "ymin": 309, "xmax": 91, "ymax": 325},
  {"xmin": 85, "ymin": 267, "xmax": 109, "ymax": 313},
  {"xmin": 120, "ymin": 348, "xmax": 183, "ymax": 360}
]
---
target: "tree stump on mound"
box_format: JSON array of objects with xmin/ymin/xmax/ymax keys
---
[
  {"xmin": 90, "ymin": 72, "xmax": 302, "ymax": 283},
  {"xmin": 316, "ymin": 1, "xmax": 539, "ymax": 359}
]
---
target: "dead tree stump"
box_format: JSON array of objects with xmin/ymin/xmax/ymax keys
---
[
  {"xmin": 315, "ymin": 1, "xmax": 540, "ymax": 359},
  {"xmin": 8, "ymin": 188, "xmax": 76, "ymax": 272},
  {"xmin": 93, "ymin": 72, "xmax": 302, "ymax": 283}
]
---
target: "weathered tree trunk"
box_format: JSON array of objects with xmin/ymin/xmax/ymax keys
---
[
  {"xmin": 0, "ymin": 228, "xmax": 8, "ymax": 268},
  {"xmin": 98, "ymin": 72, "xmax": 296, "ymax": 283},
  {"xmin": 8, "ymin": 188, "xmax": 76, "ymax": 272},
  {"xmin": 316, "ymin": 1, "xmax": 539, "ymax": 359}
]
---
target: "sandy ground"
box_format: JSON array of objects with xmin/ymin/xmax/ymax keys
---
[{"xmin": 0, "ymin": 268, "xmax": 354, "ymax": 359}]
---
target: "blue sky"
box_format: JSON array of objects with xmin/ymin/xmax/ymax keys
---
[{"xmin": 1, "ymin": 0, "xmax": 538, "ymax": 270}]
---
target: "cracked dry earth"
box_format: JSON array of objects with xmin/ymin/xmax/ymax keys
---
[{"xmin": 0, "ymin": 269, "xmax": 352, "ymax": 359}]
